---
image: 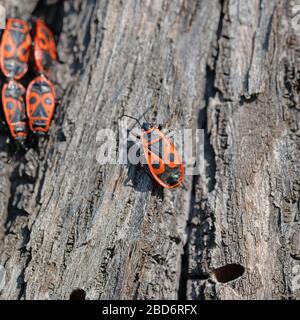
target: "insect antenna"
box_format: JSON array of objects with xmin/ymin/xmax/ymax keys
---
[
  {"xmin": 119, "ymin": 114, "xmax": 143, "ymax": 127},
  {"xmin": 141, "ymin": 109, "xmax": 151, "ymax": 124}
]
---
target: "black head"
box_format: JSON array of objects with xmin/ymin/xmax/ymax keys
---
[{"xmin": 142, "ymin": 122, "xmax": 152, "ymax": 131}]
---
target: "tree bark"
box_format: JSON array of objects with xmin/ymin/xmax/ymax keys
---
[{"xmin": 0, "ymin": 0, "xmax": 299, "ymax": 300}]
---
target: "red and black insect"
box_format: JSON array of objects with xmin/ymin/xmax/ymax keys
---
[
  {"xmin": 26, "ymin": 18, "xmax": 57, "ymax": 133},
  {"xmin": 122, "ymin": 115, "xmax": 185, "ymax": 189},
  {"xmin": 0, "ymin": 17, "xmax": 57, "ymax": 142},
  {"xmin": 33, "ymin": 19, "xmax": 57, "ymax": 74},
  {"xmin": 0, "ymin": 18, "xmax": 32, "ymax": 80},
  {"xmin": 26, "ymin": 74, "xmax": 55, "ymax": 132},
  {"xmin": 2, "ymin": 80, "xmax": 28, "ymax": 141}
]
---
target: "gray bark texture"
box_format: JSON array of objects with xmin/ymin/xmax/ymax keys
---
[{"xmin": 0, "ymin": 0, "xmax": 300, "ymax": 300}]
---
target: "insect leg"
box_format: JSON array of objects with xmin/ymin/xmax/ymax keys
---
[{"xmin": 129, "ymin": 129, "xmax": 140, "ymax": 141}]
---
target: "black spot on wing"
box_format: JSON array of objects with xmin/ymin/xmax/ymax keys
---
[
  {"xmin": 143, "ymin": 129, "xmax": 161, "ymax": 144},
  {"xmin": 42, "ymin": 51, "xmax": 52, "ymax": 69},
  {"xmin": 11, "ymin": 106, "xmax": 21, "ymax": 122},
  {"xmin": 152, "ymin": 162, "xmax": 160, "ymax": 169},
  {"xmin": 10, "ymin": 30, "xmax": 26, "ymax": 47},
  {"xmin": 6, "ymin": 102, "xmax": 14, "ymax": 110},
  {"xmin": 4, "ymin": 44, "xmax": 12, "ymax": 52},
  {"xmin": 169, "ymin": 153, "xmax": 175, "ymax": 162},
  {"xmin": 29, "ymin": 97, "xmax": 36, "ymax": 105},
  {"xmin": 42, "ymin": 29, "xmax": 51, "ymax": 41},
  {"xmin": 148, "ymin": 138, "xmax": 164, "ymax": 159},
  {"xmin": 32, "ymin": 103, "xmax": 48, "ymax": 118}
]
